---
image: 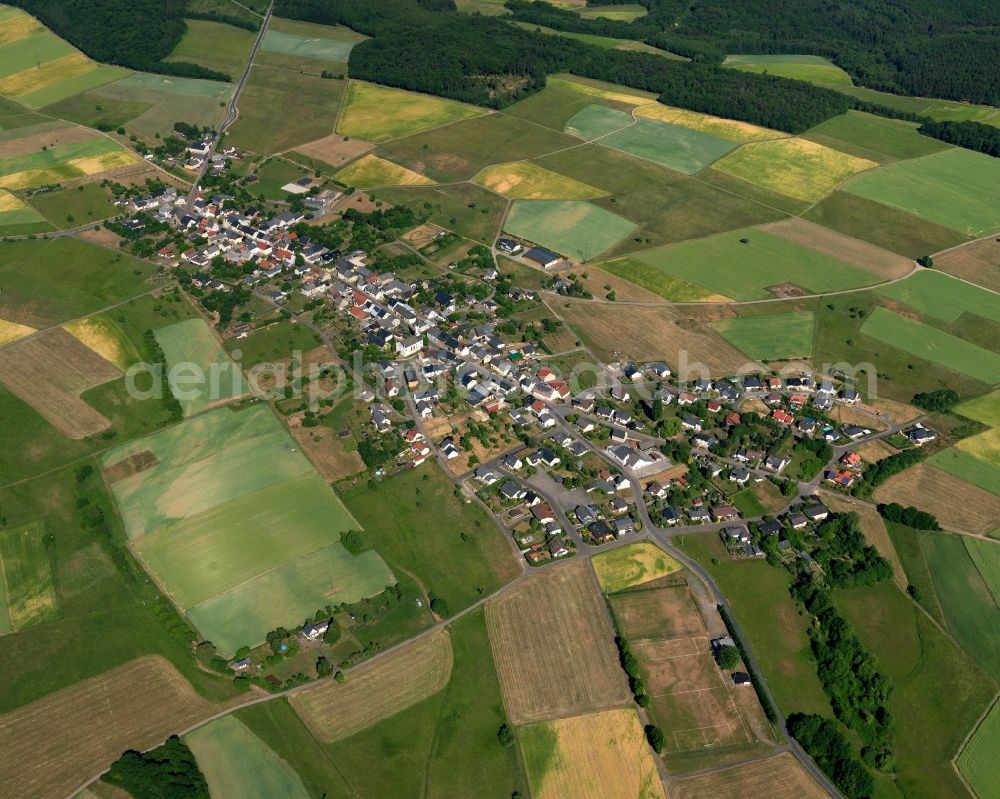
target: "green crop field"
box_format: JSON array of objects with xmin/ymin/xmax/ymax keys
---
[
  {"xmin": 187, "ymin": 716, "xmax": 309, "ymax": 799},
  {"xmin": 602, "ymin": 257, "xmax": 719, "ymax": 301},
  {"xmin": 503, "ymin": 199, "xmax": 636, "ymax": 261},
  {"xmin": 153, "ymin": 319, "xmax": 247, "ymax": 416},
  {"xmin": 599, "ymin": 117, "xmax": 737, "ymax": 174},
  {"xmin": 966, "ymin": 538, "xmax": 1000, "ymax": 602},
  {"xmin": 957, "ymin": 390, "xmax": 1000, "ymax": 428},
  {"xmin": 165, "ymin": 19, "xmax": 256, "ymax": 79},
  {"xmin": 803, "ymin": 110, "xmax": 949, "ymax": 163},
  {"xmin": 712, "ymin": 311, "xmax": 815, "ymax": 360},
  {"xmin": 959, "ymin": 700, "xmax": 1000, "ymax": 799},
  {"xmin": 621, "ymin": 228, "xmax": 879, "ymax": 300},
  {"xmin": 921, "ymin": 532, "xmax": 1000, "ymax": 680},
  {"xmin": 337, "ymin": 80, "xmax": 487, "ymax": 143},
  {"xmin": 371, "ymin": 183, "xmax": 507, "ymax": 244},
  {"xmin": 928, "ymin": 448, "xmax": 1000, "ymax": 496},
  {"xmin": 714, "ymin": 136, "xmax": 876, "ymax": 202},
  {"xmin": 724, "ymin": 54, "xmax": 853, "ymax": 86},
  {"xmin": 0, "ymin": 238, "xmax": 154, "ymax": 328},
  {"xmin": 262, "ymin": 29, "xmax": 356, "ymax": 61},
  {"xmin": 16, "ymin": 64, "xmax": 127, "ymax": 109},
  {"xmin": 109, "ymin": 72, "xmax": 233, "ymax": 98},
  {"xmin": 860, "ymin": 307, "xmax": 1000, "ymax": 384},
  {"xmin": 0, "ymin": 521, "xmax": 57, "ymax": 632},
  {"xmin": 0, "ymin": 189, "xmax": 46, "ymax": 234},
  {"xmin": 0, "ymin": 135, "xmax": 125, "ymax": 182},
  {"xmin": 876, "ymin": 270, "xmax": 1000, "ymax": 323},
  {"xmin": 26, "ymin": 182, "xmax": 117, "ymax": 227},
  {"xmin": 0, "ymin": 30, "xmax": 73, "ymax": 76},
  {"xmin": 563, "ymin": 104, "xmax": 632, "ymax": 139},
  {"xmin": 844, "ymin": 149, "xmax": 1000, "ymax": 237}
]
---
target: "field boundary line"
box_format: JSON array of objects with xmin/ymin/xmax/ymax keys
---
[{"xmin": 951, "ymin": 690, "xmax": 999, "ymax": 799}]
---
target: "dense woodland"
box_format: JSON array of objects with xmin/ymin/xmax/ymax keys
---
[{"xmin": 104, "ymin": 736, "xmax": 209, "ymax": 799}]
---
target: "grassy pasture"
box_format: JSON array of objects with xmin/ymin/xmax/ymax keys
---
[
  {"xmin": 13, "ymin": 63, "xmax": 126, "ymax": 110},
  {"xmin": 803, "ymin": 110, "xmax": 948, "ymax": 163},
  {"xmin": 334, "ymin": 153, "xmax": 434, "ymax": 188},
  {"xmin": 186, "ymin": 716, "xmax": 310, "ymax": 799},
  {"xmin": 26, "ymin": 182, "xmax": 117, "ymax": 227},
  {"xmin": 519, "ymin": 709, "xmax": 665, "ymax": 799},
  {"xmin": 600, "ymin": 117, "xmax": 737, "ymax": 174},
  {"xmin": 165, "ymin": 19, "xmax": 256, "ymax": 78},
  {"xmin": 622, "ymin": 228, "xmax": 881, "ymax": 301},
  {"xmin": 0, "ymin": 521, "xmax": 56, "ymax": 632},
  {"xmin": 954, "ymin": 391, "xmax": 1000, "ymax": 469},
  {"xmin": 486, "ymin": 559, "xmax": 631, "ymax": 724},
  {"xmin": 714, "ymin": 137, "xmax": 876, "ymax": 202},
  {"xmin": 262, "ymin": 29, "xmax": 357, "ymax": 61},
  {"xmin": 712, "ymin": 311, "xmax": 815, "ymax": 361},
  {"xmin": 966, "ymin": 538, "xmax": 1000, "ymax": 604},
  {"xmin": 602, "ymin": 257, "xmax": 722, "ymax": 301},
  {"xmin": 636, "ymin": 102, "xmax": 784, "ymax": 144},
  {"xmin": 290, "ymin": 629, "xmax": 453, "ymax": 741},
  {"xmin": 153, "ymin": 318, "xmax": 247, "ymax": 416},
  {"xmin": 0, "ymin": 188, "xmax": 45, "ymax": 232},
  {"xmin": 958, "ymin": 700, "xmax": 1000, "ymax": 799},
  {"xmin": 371, "ymin": 183, "xmax": 506, "ymax": 243},
  {"xmin": 0, "ymin": 135, "xmax": 137, "ymax": 189},
  {"xmin": 879, "ymin": 270, "xmax": 1000, "ymax": 323},
  {"xmin": 474, "ymin": 160, "xmax": 603, "ymax": 199},
  {"xmin": 564, "ymin": 104, "xmax": 633, "ymax": 139},
  {"xmin": 337, "ymin": 80, "xmax": 486, "ymax": 143},
  {"xmin": 592, "ymin": 541, "xmax": 682, "ymax": 594},
  {"xmin": 503, "ymin": 199, "xmax": 636, "ymax": 261},
  {"xmin": 843, "ymin": 149, "xmax": 1000, "ymax": 237},
  {"xmin": 860, "ymin": 307, "xmax": 1000, "ymax": 384},
  {"xmin": 724, "ymin": 53, "xmax": 853, "ymax": 85}
]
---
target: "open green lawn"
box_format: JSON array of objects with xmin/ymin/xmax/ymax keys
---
[
  {"xmin": 844, "ymin": 149, "xmax": 1000, "ymax": 238},
  {"xmin": 154, "ymin": 319, "xmax": 247, "ymax": 416},
  {"xmin": 921, "ymin": 532, "xmax": 1000, "ymax": 681},
  {"xmin": 371, "ymin": 183, "xmax": 507, "ymax": 244},
  {"xmin": 0, "ymin": 520, "xmax": 57, "ymax": 632},
  {"xmin": 503, "ymin": 199, "xmax": 636, "ymax": 261},
  {"xmin": 262, "ymin": 29, "xmax": 356, "ymax": 61},
  {"xmin": 187, "ymin": 716, "xmax": 310, "ymax": 799},
  {"xmin": 377, "ymin": 112, "xmax": 578, "ymax": 183},
  {"xmin": 836, "ymin": 579, "xmax": 997, "ymax": 799},
  {"xmin": 712, "ymin": 311, "xmax": 815, "ymax": 360},
  {"xmin": 563, "ymin": 104, "xmax": 633, "ymax": 140},
  {"xmin": 599, "ymin": 117, "xmax": 737, "ymax": 174},
  {"xmin": 724, "ymin": 54, "xmax": 853, "ymax": 86},
  {"xmin": 165, "ymin": 19, "xmax": 256, "ymax": 79},
  {"xmin": 804, "ymin": 191, "xmax": 968, "ymax": 259},
  {"xmin": 928, "ymin": 448, "xmax": 1000, "ymax": 496},
  {"xmin": 876, "ymin": 269, "xmax": 1000, "ymax": 324},
  {"xmin": 341, "ymin": 466, "xmax": 520, "ymax": 617},
  {"xmin": 803, "ymin": 111, "xmax": 949, "ymax": 163},
  {"xmin": 0, "ymin": 238, "xmax": 154, "ymax": 328},
  {"xmin": 860, "ymin": 307, "xmax": 1000, "ymax": 384},
  {"xmin": 676, "ymin": 533, "xmax": 832, "ymax": 717},
  {"xmin": 958, "ymin": 699, "xmax": 1000, "ymax": 799},
  {"xmin": 624, "ymin": 228, "xmax": 879, "ymax": 300},
  {"xmin": 26, "ymin": 182, "xmax": 118, "ymax": 227}
]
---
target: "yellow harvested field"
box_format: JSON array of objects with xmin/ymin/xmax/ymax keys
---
[
  {"xmin": 0, "ymin": 53, "xmax": 93, "ymax": 97},
  {"xmin": 592, "ymin": 541, "xmax": 682, "ymax": 594},
  {"xmin": 873, "ymin": 463, "xmax": 1000, "ymax": 535},
  {"xmin": 334, "ymin": 154, "xmax": 434, "ymax": 188},
  {"xmin": 0, "ymin": 12, "xmax": 43, "ymax": 45},
  {"xmin": 486, "ymin": 559, "xmax": 631, "ymax": 724},
  {"xmin": 520, "ymin": 709, "xmax": 665, "ymax": 799},
  {"xmin": 289, "ymin": 629, "xmax": 453, "ymax": 742},
  {"xmin": 821, "ymin": 491, "xmax": 905, "ymax": 588},
  {"xmin": 474, "ymin": 161, "xmax": 604, "ymax": 200},
  {"xmin": 715, "ymin": 137, "xmax": 877, "ymax": 202},
  {"xmin": 0, "ymin": 656, "xmax": 217, "ymax": 799},
  {"xmin": 636, "ymin": 104, "xmax": 784, "ymax": 143},
  {"xmin": 672, "ymin": 751, "xmax": 828, "ymax": 799},
  {"xmin": 0, "ymin": 149, "xmax": 139, "ymax": 190},
  {"xmin": 856, "ymin": 438, "xmax": 901, "ymax": 464},
  {"xmin": 0, "ymin": 327, "xmax": 120, "ymax": 438},
  {"xmin": 760, "ymin": 217, "xmax": 914, "ymax": 280},
  {"xmin": 63, "ymin": 317, "xmax": 135, "ymax": 371},
  {"xmin": 957, "ymin": 427, "xmax": 1000, "ymax": 467},
  {"xmin": 0, "ymin": 318, "xmax": 34, "ymax": 346},
  {"xmin": 549, "ymin": 75, "xmax": 657, "ymax": 106},
  {"xmin": 0, "ymin": 192, "xmax": 25, "ymax": 212},
  {"xmin": 67, "ymin": 149, "xmax": 140, "ymax": 175},
  {"xmin": 293, "ymin": 133, "xmax": 375, "ymax": 168}
]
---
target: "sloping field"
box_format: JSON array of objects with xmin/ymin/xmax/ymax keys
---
[
  {"xmin": 714, "ymin": 137, "xmax": 876, "ymax": 201},
  {"xmin": 486, "ymin": 560, "xmax": 630, "ymax": 724},
  {"xmin": 564, "ymin": 104, "xmax": 633, "ymax": 140},
  {"xmin": 928, "ymin": 448, "xmax": 1000, "ymax": 496},
  {"xmin": 724, "ymin": 53, "xmax": 852, "ymax": 86},
  {"xmin": 0, "ymin": 327, "xmax": 119, "ymax": 438},
  {"xmin": 0, "ymin": 656, "xmax": 214, "ymax": 799},
  {"xmin": 337, "ymin": 80, "xmax": 487, "ymax": 143},
  {"xmin": 63, "ymin": 315, "xmax": 141, "ymax": 371},
  {"xmin": 843, "ymin": 149, "xmax": 1000, "ymax": 237},
  {"xmin": 622, "ymin": 228, "xmax": 881, "ymax": 301},
  {"xmin": 875, "ymin": 269, "xmax": 1000, "ymax": 323},
  {"xmin": 262, "ymin": 29, "xmax": 356, "ymax": 61},
  {"xmin": 519, "ymin": 709, "xmax": 665, "ymax": 799},
  {"xmin": 334, "ymin": 154, "xmax": 434, "ymax": 188},
  {"xmin": 874, "ymin": 464, "xmax": 1000, "ymax": 536},
  {"xmin": 290, "ymin": 629, "xmax": 453, "ymax": 741},
  {"xmin": 803, "ymin": 110, "xmax": 948, "ymax": 163},
  {"xmin": 958, "ymin": 700, "xmax": 1000, "ymax": 799},
  {"xmin": 154, "ymin": 318, "xmax": 247, "ymax": 415},
  {"xmin": 592, "ymin": 541, "xmax": 682, "ymax": 593},
  {"xmin": 600, "ymin": 117, "xmax": 737, "ymax": 174},
  {"xmin": 0, "ymin": 520, "xmax": 56, "ymax": 632},
  {"xmin": 712, "ymin": 311, "xmax": 815, "ymax": 361},
  {"xmin": 504, "ymin": 199, "xmax": 636, "ymax": 261},
  {"xmin": 636, "ymin": 103, "xmax": 784, "ymax": 143},
  {"xmin": 186, "ymin": 716, "xmax": 310, "ymax": 799},
  {"xmin": 860, "ymin": 307, "xmax": 1000, "ymax": 384},
  {"xmin": 548, "ymin": 74, "xmax": 657, "ymax": 106},
  {"xmin": 672, "ymin": 751, "xmax": 828, "ymax": 799},
  {"xmin": 474, "ymin": 161, "xmax": 604, "ymax": 200},
  {"xmin": 0, "ymin": 135, "xmax": 137, "ymax": 189}
]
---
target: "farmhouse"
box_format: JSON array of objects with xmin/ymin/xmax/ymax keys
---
[{"xmin": 523, "ymin": 246, "xmax": 562, "ymax": 268}]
